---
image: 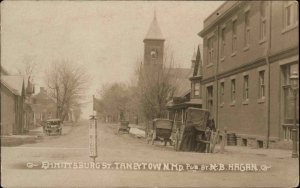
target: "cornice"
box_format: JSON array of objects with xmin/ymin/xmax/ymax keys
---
[
  {"xmin": 189, "ymin": 76, "xmax": 202, "ymax": 81},
  {"xmin": 199, "ymin": 1, "xmax": 244, "ymax": 37}
]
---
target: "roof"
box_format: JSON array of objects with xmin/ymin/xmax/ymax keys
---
[
  {"xmin": 1, "ymin": 65, "xmax": 9, "ymax": 75},
  {"xmin": 186, "ymin": 107, "xmax": 208, "ymax": 112},
  {"xmin": 199, "ymin": 1, "xmax": 241, "ymax": 37},
  {"xmin": 166, "ymin": 98, "xmax": 203, "ymax": 109},
  {"xmin": 194, "ymin": 45, "xmax": 203, "ymax": 77},
  {"xmin": 184, "ymin": 99, "xmax": 203, "ymax": 105},
  {"xmin": 144, "ymin": 13, "xmax": 164, "ymax": 40},
  {"xmin": 46, "ymin": 118, "xmax": 61, "ymax": 122},
  {"xmin": 169, "ymin": 68, "xmax": 193, "ymax": 97},
  {"xmin": 32, "ymin": 88, "xmax": 56, "ymax": 104},
  {"xmin": 1, "ymin": 75, "xmax": 24, "ymax": 96}
]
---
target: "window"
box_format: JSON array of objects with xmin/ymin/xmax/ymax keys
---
[
  {"xmin": 283, "ymin": 126, "xmax": 293, "ymax": 141},
  {"xmin": 221, "ymin": 27, "xmax": 226, "ymax": 58},
  {"xmin": 194, "ymin": 82, "xmax": 200, "ymax": 96},
  {"xmin": 260, "ymin": 2, "xmax": 267, "ymax": 41},
  {"xmin": 281, "ymin": 63, "xmax": 299, "ymax": 124},
  {"xmin": 151, "ymin": 49, "xmax": 158, "ymax": 59},
  {"xmin": 220, "ymin": 82, "xmax": 225, "ymax": 104},
  {"xmin": 243, "ymin": 75, "xmax": 249, "ymax": 100},
  {"xmin": 244, "ymin": 11, "xmax": 250, "ymax": 47},
  {"xmin": 207, "ymin": 86, "xmax": 213, "ymax": 114},
  {"xmin": 232, "ymin": 20, "xmax": 237, "ymax": 53},
  {"xmin": 231, "ymin": 79, "xmax": 236, "ymax": 102},
  {"xmin": 207, "ymin": 37, "xmax": 214, "ymax": 65},
  {"xmin": 259, "ymin": 71, "xmax": 265, "ymax": 99},
  {"xmin": 283, "ymin": 1, "xmax": 298, "ymax": 29}
]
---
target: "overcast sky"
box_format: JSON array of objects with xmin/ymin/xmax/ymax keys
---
[{"xmin": 1, "ymin": 1, "xmax": 224, "ymax": 117}]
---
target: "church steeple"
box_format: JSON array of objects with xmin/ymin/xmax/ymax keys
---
[
  {"xmin": 143, "ymin": 11, "xmax": 165, "ymax": 67},
  {"xmin": 144, "ymin": 11, "xmax": 164, "ymax": 41}
]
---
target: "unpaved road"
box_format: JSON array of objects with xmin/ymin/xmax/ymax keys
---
[{"xmin": 1, "ymin": 120, "xmax": 298, "ymax": 187}]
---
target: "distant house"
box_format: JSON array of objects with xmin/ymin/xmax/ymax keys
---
[
  {"xmin": 1, "ymin": 75, "xmax": 25, "ymax": 135},
  {"xmin": 31, "ymin": 87, "xmax": 57, "ymax": 126}
]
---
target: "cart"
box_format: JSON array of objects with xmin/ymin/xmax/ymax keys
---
[
  {"xmin": 173, "ymin": 108, "xmax": 214, "ymax": 152},
  {"xmin": 44, "ymin": 119, "xmax": 63, "ymax": 136},
  {"xmin": 118, "ymin": 120, "xmax": 130, "ymax": 134},
  {"xmin": 148, "ymin": 119, "xmax": 173, "ymax": 146}
]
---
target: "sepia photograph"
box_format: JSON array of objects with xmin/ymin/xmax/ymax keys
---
[{"xmin": 0, "ymin": 0, "xmax": 299, "ymax": 187}]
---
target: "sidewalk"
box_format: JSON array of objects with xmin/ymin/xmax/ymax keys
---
[
  {"xmin": 127, "ymin": 124, "xmax": 294, "ymax": 159},
  {"xmin": 1, "ymin": 123, "xmax": 75, "ymax": 147},
  {"xmin": 1, "ymin": 134, "xmax": 41, "ymax": 147},
  {"xmin": 214, "ymin": 145, "xmax": 294, "ymax": 159}
]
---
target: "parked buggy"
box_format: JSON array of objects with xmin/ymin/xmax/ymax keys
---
[
  {"xmin": 173, "ymin": 107, "xmax": 215, "ymax": 153},
  {"xmin": 118, "ymin": 120, "xmax": 130, "ymax": 134},
  {"xmin": 147, "ymin": 119, "xmax": 173, "ymax": 146}
]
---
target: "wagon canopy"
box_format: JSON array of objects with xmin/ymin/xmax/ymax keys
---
[
  {"xmin": 153, "ymin": 119, "xmax": 173, "ymax": 129},
  {"xmin": 185, "ymin": 108, "xmax": 210, "ymax": 131}
]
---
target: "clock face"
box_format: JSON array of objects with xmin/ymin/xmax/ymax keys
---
[{"xmin": 150, "ymin": 49, "xmax": 158, "ymax": 59}]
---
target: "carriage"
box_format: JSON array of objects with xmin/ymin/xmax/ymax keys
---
[
  {"xmin": 118, "ymin": 120, "xmax": 130, "ymax": 134},
  {"xmin": 147, "ymin": 119, "xmax": 173, "ymax": 146},
  {"xmin": 173, "ymin": 107, "xmax": 215, "ymax": 153}
]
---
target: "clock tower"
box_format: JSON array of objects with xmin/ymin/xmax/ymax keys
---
[{"xmin": 143, "ymin": 12, "xmax": 165, "ymax": 67}]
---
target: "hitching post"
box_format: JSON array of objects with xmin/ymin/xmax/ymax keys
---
[{"xmin": 89, "ymin": 114, "xmax": 98, "ymax": 163}]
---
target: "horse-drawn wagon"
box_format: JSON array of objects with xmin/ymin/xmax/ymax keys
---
[
  {"xmin": 173, "ymin": 107, "xmax": 215, "ymax": 152},
  {"xmin": 147, "ymin": 119, "xmax": 173, "ymax": 146}
]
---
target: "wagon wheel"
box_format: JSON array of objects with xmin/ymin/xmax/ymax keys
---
[{"xmin": 164, "ymin": 139, "xmax": 167, "ymax": 146}]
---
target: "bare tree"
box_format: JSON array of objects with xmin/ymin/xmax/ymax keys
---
[
  {"xmin": 136, "ymin": 48, "xmax": 179, "ymax": 121},
  {"xmin": 45, "ymin": 60, "xmax": 89, "ymax": 121},
  {"xmin": 18, "ymin": 55, "xmax": 37, "ymax": 82},
  {"xmin": 96, "ymin": 83, "xmax": 130, "ymax": 122}
]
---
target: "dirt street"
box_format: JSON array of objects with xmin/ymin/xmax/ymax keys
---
[{"xmin": 1, "ymin": 120, "xmax": 298, "ymax": 187}]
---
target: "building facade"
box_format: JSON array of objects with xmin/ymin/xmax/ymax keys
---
[
  {"xmin": 199, "ymin": 1, "xmax": 298, "ymax": 148},
  {"xmin": 1, "ymin": 76, "xmax": 25, "ymax": 135},
  {"xmin": 31, "ymin": 87, "xmax": 57, "ymax": 126}
]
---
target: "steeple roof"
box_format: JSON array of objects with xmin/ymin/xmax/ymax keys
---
[
  {"xmin": 196, "ymin": 45, "xmax": 202, "ymax": 76},
  {"xmin": 191, "ymin": 49, "xmax": 197, "ymax": 61},
  {"xmin": 193, "ymin": 45, "xmax": 202, "ymax": 77},
  {"xmin": 144, "ymin": 11, "xmax": 164, "ymax": 40}
]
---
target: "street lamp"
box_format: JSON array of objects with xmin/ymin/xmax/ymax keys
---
[{"xmin": 290, "ymin": 71, "xmax": 298, "ymax": 158}]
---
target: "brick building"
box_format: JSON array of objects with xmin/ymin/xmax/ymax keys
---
[{"xmin": 198, "ymin": 1, "xmax": 298, "ymax": 148}]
